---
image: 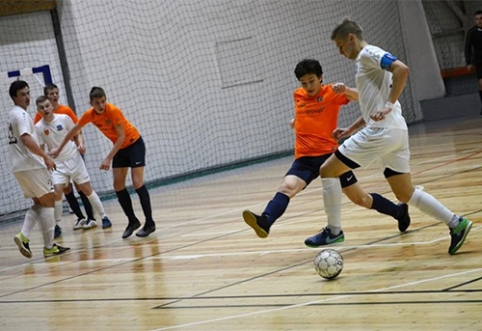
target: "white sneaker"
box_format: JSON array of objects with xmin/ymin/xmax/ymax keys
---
[
  {"xmin": 82, "ymin": 219, "xmax": 98, "ymax": 229},
  {"xmin": 73, "ymin": 218, "xmax": 86, "ymax": 230}
]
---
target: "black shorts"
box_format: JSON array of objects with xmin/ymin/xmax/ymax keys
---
[
  {"xmin": 285, "ymin": 154, "xmax": 331, "ymax": 186},
  {"xmin": 112, "ymin": 136, "xmax": 146, "ymax": 168}
]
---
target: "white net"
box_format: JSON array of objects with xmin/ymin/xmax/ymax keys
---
[{"xmin": 1, "ymin": 0, "xmax": 418, "ymax": 223}]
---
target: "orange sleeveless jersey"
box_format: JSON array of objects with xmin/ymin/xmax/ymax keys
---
[
  {"xmin": 77, "ymin": 103, "xmax": 140, "ymax": 149},
  {"xmin": 34, "ymin": 104, "xmax": 78, "ymax": 124},
  {"xmin": 293, "ymin": 85, "xmax": 349, "ymax": 159}
]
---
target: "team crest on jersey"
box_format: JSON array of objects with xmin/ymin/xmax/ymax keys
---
[
  {"xmin": 56, "ymin": 124, "xmax": 63, "ymax": 131},
  {"xmin": 317, "ymin": 96, "xmax": 323, "ymax": 102},
  {"xmin": 105, "ymin": 119, "xmax": 111, "ymax": 125},
  {"xmin": 44, "ymin": 129, "xmax": 50, "ymax": 136}
]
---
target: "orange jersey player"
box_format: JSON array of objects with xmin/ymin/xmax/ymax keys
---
[
  {"xmin": 243, "ymin": 59, "xmax": 411, "ymax": 245},
  {"xmin": 49, "ymin": 87, "xmax": 155, "ymax": 239}
]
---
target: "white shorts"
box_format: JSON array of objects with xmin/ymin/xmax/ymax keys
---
[
  {"xmin": 14, "ymin": 168, "xmax": 54, "ymax": 199},
  {"xmin": 52, "ymin": 153, "xmax": 90, "ymax": 186},
  {"xmin": 338, "ymin": 127, "xmax": 411, "ymax": 173}
]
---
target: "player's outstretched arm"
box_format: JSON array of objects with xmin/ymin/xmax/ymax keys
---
[
  {"xmin": 332, "ymin": 83, "xmax": 358, "ymax": 101},
  {"xmin": 100, "ymin": 123, "xmax": 126, "ymax": 171},
  {"xmin": 49, "ymin": 123, "xmax": 83, "ymax": 158}
]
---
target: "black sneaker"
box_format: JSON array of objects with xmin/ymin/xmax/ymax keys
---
[
  {"xmin": 44, "ymin": 244, "xmax": 70, "ymax": 256},
  {"xmin": 448, "ymin": 218, "xmax": 472, "ymax": 255},
  {"xmin": 304, "ymin": 227, "xmax": 345, "ymax": 248},
  {"xmin": 54, "ymin": 224, "xmax": 62, "ymax": 239},
  {"xmin": 136, "ymin": 223, "xmax": 156, "ymax": 237},
  {"xmin": 396, "ymin": 202, "xmax": 411, "ymax": 232},
  {"xmin": 242, "ymin": 210, "xmax": 270, "ymax": 238},
  {"xmin": 122, "ymin": 219, "xmax": 141, "ymax": 239}
]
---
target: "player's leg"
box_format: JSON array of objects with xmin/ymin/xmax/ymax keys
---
[
  {"xmin": 243, "ymin": 156, "xmax": 327, "ymax": 238},
  {"xmin": 475, "ymin": 67, "xmax": 482, "ymax": 115},
  {"xmin": 113, "ymin": 166, "xmax": 141, "ymax": 237},
  {"xmin": 63, "ymin": 183, "xmax": 87, "ymax": 228},
  {"xmin": 53, "ymin": 184, "xmax": 66, "ymax": 236},
  {"xmin": 74, "ymin": 181, "xmax": 95, "ymax": 223},
  {"xmin": 76, "ymin": 181, "xmax": 112, "ymax": 229},
  {"xmin": 387, "ymin": 172, "xmax": 472, "ymax": 254},
  {"xmin": 127, "ymin": 137, "xmax": 155, "ymax": 238}
]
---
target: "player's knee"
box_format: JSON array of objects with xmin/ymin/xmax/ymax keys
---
[{"xmin": 278, "ymin": 183, "xmax": 298, "ymax": 198}]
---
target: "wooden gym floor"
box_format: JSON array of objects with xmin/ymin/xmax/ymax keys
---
[{"xmin": 0, "ymin": 116, "xmax": 481, "ymax": 331}]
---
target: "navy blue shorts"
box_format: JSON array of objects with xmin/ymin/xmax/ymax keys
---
[
  {"xmin": 285, "ymin": 154, "xmax": 331, "ymax": 186},
  {"xmin": 112, "ymin": 136, "xmax": 146, "ymax": 168}
]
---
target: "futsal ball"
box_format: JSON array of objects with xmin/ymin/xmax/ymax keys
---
[{"xmin": 314, "ymin": 249, "xmax": 344, "ymax": 279}]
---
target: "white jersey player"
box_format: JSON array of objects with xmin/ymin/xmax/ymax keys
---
[
  {"xmin": 8, "ymin": 80, "xmax": 69, "ymax": 258},
  {"xmin": 35, "ymin": 96, "xmax": 112, "ymax": 230},
  {"xmin": 308, "ymin": 19, "xmax": 472, "ymax": 255}
]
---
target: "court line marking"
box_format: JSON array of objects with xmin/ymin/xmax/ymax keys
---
[{"xmin": 149, "ymin": 266, "xmax": 482, "ymax": 331}]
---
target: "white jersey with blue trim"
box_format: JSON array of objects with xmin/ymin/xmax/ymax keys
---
[
  {"xmin": 36, "ymin": 114, "xmax": 78, "ymax": 162},
  {"xmin": 355, "ymin": 45, "xmax": 408, "ymax": 130}
]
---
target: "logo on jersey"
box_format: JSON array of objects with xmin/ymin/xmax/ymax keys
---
[
  {"xmin": 56, "ymin": 124, "xmax": 63, "ymax": 131},
  {"xmin": 44, "ymin": 129, "xmax": 50, "ymax": 136},
  {"xmin": 105, "ymin": 119, "xmax": 111, "ymax": 125},
  {"xmin": 317, "ymin": 97, "xmax": 323, "ymax": 102}
]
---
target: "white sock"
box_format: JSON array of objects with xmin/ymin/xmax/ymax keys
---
[
  {"xmin": 87, "ymin": 191, "xmax": 106, "ymax": 219},
  {"xmin": 54, "ymin": 200, "xmax": 63, "ymax": 223},
  {"xmin": 408, "ymin": 188, "xmax": 458, "ymax": 227},
  {"xmin": 321, "ymin": 178, "xmax": 342, "ymax": 234},
  {"xmin": 37, "ymin": 207, "xmax": 55, "ymax": 249},
  {"xmin": 21, "ymin": 205, "xmax": 40, "ymax": 239}
]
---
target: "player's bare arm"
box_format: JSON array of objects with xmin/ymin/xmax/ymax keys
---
[
  {"xmin": 49, "ymin": 123, "xmax": 83, "ymax": 158},
  {"xmin": 332, "ymin": 83, "xmax": 359, "ymax": 101},
  {"xmin": 100, "ymin": 123, "xmax": 125, "ymax": 171},
  {"xmin": 333, "ymin": 116, "xmax": 365, "ymax": 140},
  {"xmin": 371, "ymin": 60, "xmax": 408, "ymax": 122},
  {"xmin": 21, "ymin": 133, "xmax": 56, "ymax": 171}
]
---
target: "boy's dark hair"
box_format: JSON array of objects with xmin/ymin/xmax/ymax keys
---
[
  {"xmin": 294, "ymin": 59, "xmax": 323, "ymax": 80},
  {"xmin": 89, "ymin": 86, "xmax": 106, "ymax": 101},
  {"xmin": 331, "ymin": 18, "xmax": 363, "ymax": 41},
  {"xmin": 36, "ymin": 95, "xmax": 49, "ymax": 106},
  {"xmin": 475, "ymin": 10, "xmax": 482, "ymax": 16},
  {"xmin": 44, "ymin": 83, "xmax": 59, "ymax": 96},
  {"xmin": 9, "ymin": 80, "xmax": 29, "ymax": 99}
]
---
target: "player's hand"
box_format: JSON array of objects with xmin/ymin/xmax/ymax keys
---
[
  {"xmin": 370, "ymin": 107, "xmax": 391, "ymax": 121},
  {"xmin": 332, "ymin": 83, "xmax": 347, "ymax": 94},
  {"xmin": 333, "ymin": 127, "xmax": 350, "ymax": 140},
  {"xmin": 43, "ymin": 156, "xmax": 56, "ymax": 171},
  {"xmin": 289, "ymin": 118, "xmax": 295, "ymax": 129},
  {"xmin": 78, "ymin": 143, "xmax": 86, "ymax": 154},
  {"xmin": 100, "ymin": 158, "xmax": 111, "ymax": 171},
  {"xmin": 48, "ymin": 148, "xmax": 60, "ymax": 159}
]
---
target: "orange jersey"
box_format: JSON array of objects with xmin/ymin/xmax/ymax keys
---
[
  {"xmin": 34, "ymin": 104, "xmax": 78, "ymax": 124},
  {"xmin": 78, "ymin": 103, "xmax": 140, "ymax": 149},
  {"xmin": 293, "ymin": 85, "xmax": 349, "ymax": 159}
]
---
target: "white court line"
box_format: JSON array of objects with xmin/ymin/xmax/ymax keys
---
[{"xmin": 150, "ymin": 266, "xmax": 482, "ymax": 331}]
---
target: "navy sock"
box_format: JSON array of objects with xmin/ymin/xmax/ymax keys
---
[
  {"xmin": 78, "ymin": 190, "xmax": 95, "ymax": 220},
  {"xmin": 370, "ymin": 193, "xmax": 401, "ymax": 219},
  {"xmin": 64, "ymin": 190, "xmax": 85, "ymax": 219},
  {"xmin": 263, "ymin": 192, "xmax": 290, "ymax": 227},
  {"xmin": 135, "ymin": 185, "xmax": 155, "ymax": 226},
  {"xmin": 115, "ymin": 188, "xmax": 137, "ymax": 222}
]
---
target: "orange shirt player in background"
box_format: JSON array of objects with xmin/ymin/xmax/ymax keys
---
[
  {"xmin": 34, "ymin": 84, "xmax": 97, "ymax": 237},
  {"xmin": 243, "ymin": 59, "xmax": 410, "ymax": 246},
  {"xmin": 49, "ymin": 87, "xmax": 155, "ymax": 239}
]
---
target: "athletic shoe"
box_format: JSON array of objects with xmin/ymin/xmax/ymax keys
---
[
  {"xmin": 448, "ymin": 218, "xmax": 472, "ymax": 255},
  {"xmin": 73, "ymin": 218, "xmax": 86, "ymax": 230},
  {"xmin": 54, "ymin": 224, "xmax": 62, "ymax": 239},
  {"xmin": 396, "ymin": 202, "xmax": 411, "ymax": 232},
  {"xmin": 14, "ymin": 232, "xmax": 32, "ymax": 258},
  {"xmin": 242, "ymin": 210, "xmax": 270, "ymax": 238},
  {"xmin": 122, "ymin": 219, "xmax": 141, "ymax": 239},
  {"xmin": 82, "ymin": 219, "xmax": 98, "ymax": 229},
  {"xmin": 136, "ymin": 223, "xmax": 156, "ymax": 237},
  {"xmin": 304, "ymin": 227, "xmax": 345, "ymax": 248},
  {"xmin": 43, "ymin": 243, "xmax": 70, "ymax": 257},
  {"xmin": 101, "ymin": 216, "xmax": 112, "ymax": 229}
]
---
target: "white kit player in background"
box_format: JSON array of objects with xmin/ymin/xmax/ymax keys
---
[
  {"xmin": 35, "ymin": 96, "xmax": 112, "ymax": 230},
  {"xmin": 7, "ymin": 80, "xmax": 69, "ymax": 258}
]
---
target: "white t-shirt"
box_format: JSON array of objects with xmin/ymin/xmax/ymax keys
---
[
  {"xmin": 355, "ymin": 45, "xmax": 408, "ymax": 130},
  {"xmin": 7, "ymin": 106, "xmax": 45, "ymax": 172},
  {"xmin": 36, "ymin": 114, "xmax": 78, "ymax": 162}
]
